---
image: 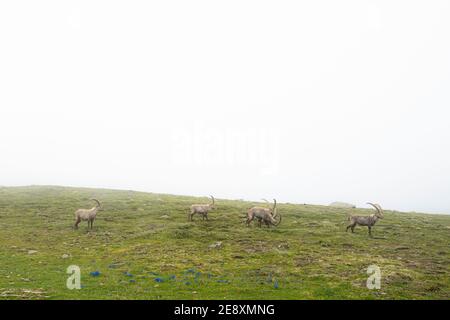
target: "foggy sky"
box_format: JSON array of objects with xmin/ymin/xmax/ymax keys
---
[{"xmin": 1, "ymin": 1, "xmax": 449, "ymax": 214}]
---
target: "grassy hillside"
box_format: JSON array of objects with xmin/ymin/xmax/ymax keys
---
[{"xmin": 0, "ymin": 186, "xmax": 449, "ymax": 300}]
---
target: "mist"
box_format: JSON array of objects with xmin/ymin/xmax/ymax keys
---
[{"xmin": 1, "ymin": 1, "xmax": 449, "ymax": 214}]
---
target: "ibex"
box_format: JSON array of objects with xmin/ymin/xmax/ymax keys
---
[
  {"xmin": 246, "ymin": 199, "xmax": 281, "ymax": 227},
  {"xmin": 189, "ymin": 195, "xmax": 215, "ymax": 221},
  {"xmin": 346, "ymin": 203, "xmax": 384, "ymax": 237},
  {"xmin": 74, "ymin": 199, "xmax": 102, "ymax": 229}
]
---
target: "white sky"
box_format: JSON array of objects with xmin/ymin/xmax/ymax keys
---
[{"xmin": 1, "ymin": 1, "xmax": 449, "ymax": 214}]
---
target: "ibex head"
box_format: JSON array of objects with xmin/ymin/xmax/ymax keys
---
[
  {"xmin": 91, "ymin": 199, "xmax": 102, "ymax": 210},
  {"xmin": 367, "ymin": 202, "xmax": 384, "ymax": 219}
]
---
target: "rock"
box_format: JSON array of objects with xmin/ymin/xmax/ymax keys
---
[
  {"xmin": 27, "ymin": 250, "xmax": 38, "ymax": 255},
  {"xmin": 62, "ymin": 254, "xmax": 70, "ymax": 259},
  {"xmin": 160, "ymin": 215, "xmax": 170, "ymax": 219},
  {"xmin": 329, "ymin": 202, "xmax": 356, "ymax": 208},
  {"xmin": 209, "ymin": 241, "xmax": 223, "ymax": 249}
]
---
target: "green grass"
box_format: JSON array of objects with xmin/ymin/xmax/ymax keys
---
[{"xmin": 0, "ymin": 186, "xmax": 449, "ymax": 300}]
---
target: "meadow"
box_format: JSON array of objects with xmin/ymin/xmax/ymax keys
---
[{"xmin": 0, "ymin": 186, "xmax": 449, "ymax": 300}]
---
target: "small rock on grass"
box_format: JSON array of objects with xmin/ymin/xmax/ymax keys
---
[{"xmin": 208, "ymin": 241, "xmax": 223, "ymax": 249}]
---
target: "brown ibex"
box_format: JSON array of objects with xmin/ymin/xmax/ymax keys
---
[
  {"xmin": 74, "ymin": 199, "xmax": 102, "ymax": 230},
  {"xmin": 246, "ymin": 199, "xmax": 281, "ymax": 227},
  {"xmin": 189, "ymin": 195, "xmax": 215, "ymax": 221},
  {"xmin": 346, "ymin": 203, "xmax": 384, "ymax": 237}
]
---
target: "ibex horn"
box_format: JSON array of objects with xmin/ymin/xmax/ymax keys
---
[
  {"xmin": 272, "ymin": 199, "xmax": 277, "ymax": 218},
  {"xmin": 367, "ymin": 202, "xmax": 382, "ymax": 215},
  {"xmin": 91, "ymin": 199, "xmax": 101, "ymax": 207},
  {"xmin": 272, "ymin": 213, "xmax": 282, "ymax": 226}
]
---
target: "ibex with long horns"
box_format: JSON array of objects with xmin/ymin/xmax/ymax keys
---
[
  {"xmin": 74, "ymin": 199, "xmax": 102, "ymax": 230},
  {"xmin": 346, "ymin": 203, "xmax": 384, "ymax": 237},
  {"xmin": 189, "ymin": 195, "xmax": 215, "ymax": 221},
  {"xmin": 246, "ymin": 199, "xmax": 281, "ymax": 227}
]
